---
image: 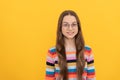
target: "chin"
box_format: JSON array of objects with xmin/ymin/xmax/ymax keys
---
[{"xmin": 65, "ymin": 36, "xmax": 75, "ymax": 39}]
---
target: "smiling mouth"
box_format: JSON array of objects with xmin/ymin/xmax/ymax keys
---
[{"xmin": 67, "ymin": 32, "xmax": 74, "ymax": 35}]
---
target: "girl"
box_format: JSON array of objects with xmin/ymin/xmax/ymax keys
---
[{"xmin": 45, "ymin": 10, "xmax": 96, "ymax": 80}]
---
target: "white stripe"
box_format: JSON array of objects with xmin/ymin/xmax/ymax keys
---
[
  {"xmin": 46, "ymin": 68, "xmax": 54, "ymax": 72},
  {"xmin": 87, "ymin": 66, "xmax": 95, "ymax": 70},
  {"xmin": 56, "ymin": 67, "xmax": 60, "ymax": 70},
  {"xmin": 68, "ymin": 66, "xmax": 76, "ymax": 69}
]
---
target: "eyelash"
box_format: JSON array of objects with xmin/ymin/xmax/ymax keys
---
[{"xmin": 63, "ymin": 23, "xmax": 77, "ymax": 27}]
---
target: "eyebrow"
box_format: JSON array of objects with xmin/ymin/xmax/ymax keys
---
[{"xmin": 62, "ymin": 21, "xmax": 77, "ymax": 23}]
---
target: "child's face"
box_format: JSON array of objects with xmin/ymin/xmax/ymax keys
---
[{"xmin": 62, "ymin": 15, "xmax": 78, "ymax": 39}]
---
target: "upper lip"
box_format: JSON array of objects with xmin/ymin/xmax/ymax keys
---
[{"xmin": 67, "ymin": 32, "xmax": 73, "ymax": 33}]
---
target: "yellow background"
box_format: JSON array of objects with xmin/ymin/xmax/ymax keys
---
[{"xmin": 0, "ymin": 0, "xmax": 120, "ymax": 80}]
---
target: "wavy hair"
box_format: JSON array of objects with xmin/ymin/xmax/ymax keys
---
[{"xmin": 55, "ymin": 10, "xmax": 85, "ymax": 80}]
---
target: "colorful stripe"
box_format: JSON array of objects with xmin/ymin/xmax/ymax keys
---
[{"xmin": 45, "ymin": 45, "xmax": 96, "ymax": 80}]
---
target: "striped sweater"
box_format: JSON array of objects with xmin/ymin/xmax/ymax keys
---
[{"xmin": 45, "ymin": 45, "xmax": 96, "ymax": 80}]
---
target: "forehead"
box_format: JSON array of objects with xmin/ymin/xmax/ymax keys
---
[{"xmin": 62, "ymin": 15, "xmax": 77, "ymax": 23}]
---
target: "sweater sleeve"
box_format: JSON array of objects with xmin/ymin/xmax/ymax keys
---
[
  {"xmin": 86, "ymin": 47, "xmax": 96, "ymax": 80},
  {"xmin": 45, "ymin": 49, "xmax": 55, "ymax": 80}
]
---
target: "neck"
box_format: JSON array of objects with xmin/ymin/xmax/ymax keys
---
[{"xmin": 64, "ymin": 37, "xmax": 76, "ymax": 51}]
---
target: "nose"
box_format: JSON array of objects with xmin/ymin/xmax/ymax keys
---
[{"xmin": 68, "ymin": 25, "xmax": 73, "ymax": 30}]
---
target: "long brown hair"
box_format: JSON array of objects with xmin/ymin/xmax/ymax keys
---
[{"xmin": 55, "ymin": 10, "xmax": 85, "ymax": 80}]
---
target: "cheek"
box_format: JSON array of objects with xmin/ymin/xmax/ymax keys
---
[
  {"xmin": 74, "ymin": 28, "xmax": 78, "ymax": 33},
  {"xmin": 61, "ymin": 27, "xmax": 66, "ymax": 33}
]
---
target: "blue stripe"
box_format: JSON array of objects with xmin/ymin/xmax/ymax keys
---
[
  {"xmin": 50, "ymin": 48, "xmax": 56, "ymax": 53},
  {"xmin": 46, "ymin": 71, "xmax": 55, "ymax": 75},
  {"xmin": 87, "ymin": 69, "xmax": 95, "ymax": 73},
  {"xmin": 55, "ymin": 69, "xmax": 77, "ymax": 73},
  {"xmin": 55, "ymin": 70, "xmax": 60, "ymax": 73},
  {"xmin": 85, "ymin": 46, "xmax": 91, "ymax": 50},
  {"xmin": 68, "ymin": 69, "xmax": 76, "ymax": 72}
]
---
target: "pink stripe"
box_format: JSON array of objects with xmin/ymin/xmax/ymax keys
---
[
  {"xmin": 47, "ymin": 59, "xmax": 54, "ymax": 64},
  {"xmin": 66, "ymin": 57, "xmax": 76, "ymax": 60},
  {"xmin": 87, "ymin": 58, "xmax": 94, "ymax": 62}
]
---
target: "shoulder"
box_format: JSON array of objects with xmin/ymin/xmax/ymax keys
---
[
  {"xmin": 48, "ymin": 45, "xmax": 93, "ymax": 55},
  {"xmin": 84, "ymin": 45, "xmax": 95, "ymax": 62},
  {"xmin": 84, "ymin": 45, "xmax": 93, "ymax": 56},
  {"xmin": 48, "ymin": 46, "xmax": 56, "ymax": 55},
  {"xmin": 85, "ymin": 45, "xmax": 92, "ymax": 51},
  {"xmin": 85, "ymin": 45, "xmax": 92, "ymax": 50}
]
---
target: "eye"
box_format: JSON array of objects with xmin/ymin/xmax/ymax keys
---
[
  {"xmin": 62, "ymin": 23, "xmax": 68, "ymax": 27},
  {"xmin": 72, "ymin": 23, "xmax": 77, "ymax": 27}
]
